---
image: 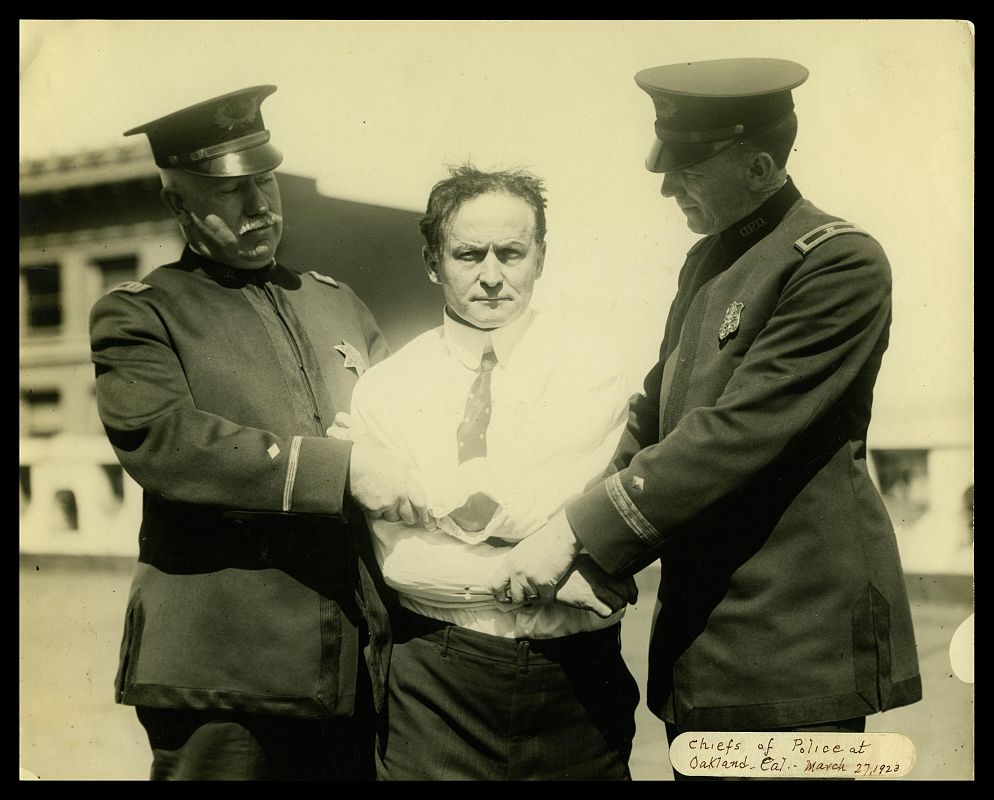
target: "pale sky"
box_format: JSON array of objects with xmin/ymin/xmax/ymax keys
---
[{"xmin": 20, "ymin": 19, "xmax": 974, "ymax": 447}]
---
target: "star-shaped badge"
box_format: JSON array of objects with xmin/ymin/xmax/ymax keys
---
[{"xmin": 335, "ymin": 341, "xmax": 367, "ymax": 377}]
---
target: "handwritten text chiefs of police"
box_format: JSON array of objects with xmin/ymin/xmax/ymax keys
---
[{"xmin": 670, "ymin": 732, "xmax": 916, "ymax": 778}]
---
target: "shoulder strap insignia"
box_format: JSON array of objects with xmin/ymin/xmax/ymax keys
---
[
  {"xmin": 109, "ymin": 281, "xmax": 152, "ymax": 294},
  {"xmin": 794, "ymin": 221, "xmax": 868, "ymax": 255},
  {"xmin": 308, "ymin": 270, "xmax": 340, "ymax": 288}
]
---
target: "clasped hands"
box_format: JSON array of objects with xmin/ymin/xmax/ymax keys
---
[
  {"xmin": 329, "ymin": 412, "xmax": 637, "ymax": 618},
  {"xmin": 487, "ymin": 512, "xmax": 638, "ymax": 619}
]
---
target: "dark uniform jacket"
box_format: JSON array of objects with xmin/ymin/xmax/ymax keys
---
[
  {"xmin": 90, "ymin": 247, "xmax": 393, "ymax": 719},
  {"xmin": 566, "ymin": 179, "xmax": 922, "ymax": 729}
]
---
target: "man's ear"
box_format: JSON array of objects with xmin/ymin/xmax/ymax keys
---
[
  {"xmin": 161, "ymin": 187, "xmax": 191, "ymax": 225},
  {"xmin": 423, "ymin": 246, "xmax": 440, "ymax": 283},
  {"xmin": 747, "ymin": 152, "xmax": 779, "ymax": 191},
  {"xmin": 535, "ymin": 240, "xmax": 547, "ymax": 279}
]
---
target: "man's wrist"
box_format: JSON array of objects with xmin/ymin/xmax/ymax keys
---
[{"xmin": 547, "ymin": 510, "xmax": 582, "ymax": 558}]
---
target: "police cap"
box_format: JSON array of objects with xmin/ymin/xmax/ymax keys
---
[
  {"xmin": 124, "ymin": 85, "xmax": 283, "ymax": 177},
  {"xmin": 635, "ymin": 58, "xmax": 808, "ymax": 173}
]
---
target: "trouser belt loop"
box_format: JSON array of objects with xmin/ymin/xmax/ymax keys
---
[
  {"xmin": 517, "ymin": 639, "xmax": 530, "ymax": 674},
  {"xmin": 441, "ymin": 625, "xmax": 451, "ymax": 657}
]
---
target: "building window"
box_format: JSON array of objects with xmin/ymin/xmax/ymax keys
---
[
  {"xmin": 95, "ymin": 255, "xmax": 138, "ymax": 293},
  {"xmin": 18, "ymin": 466, "xmax": 30, "ymax": 518},
  {"xmin": 19, "ymin": 466, "xmax": 31, "ymax": 501},
  {"xmin": 54, "ymin": 490, "xmax": 80, "ymax": 531},
  {"xmin": 100, "ymin": 464, "xmax": 125, "ymax": 501},
  {"xmin": 21, "ymin": 263, "xmax": 62, "ymax": 332},
  {"xmin": 22, "ymin": 388, "xmax": 62, "ymax": 438},
  {"xmin": 962, "ymin": 484, "xmax": 974, "ymax": 543}
]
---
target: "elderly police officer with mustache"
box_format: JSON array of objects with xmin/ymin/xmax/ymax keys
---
[{"xmin": 90, "ymin": 86, "xmax": 427, "ymax": 780}]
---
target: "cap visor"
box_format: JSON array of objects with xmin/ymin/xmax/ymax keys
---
[
  {"xmin": 645, "ymin": 137, "xmax": 728, "ymax": 173},
  {"xmin": 182, "ymin": 142, "xmax": 284, "ymax": 178}
]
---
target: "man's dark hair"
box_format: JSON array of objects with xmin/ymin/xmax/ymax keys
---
[
  {"xmin": 420, "ymin": 165, "xmax": 548, "ymax": 260},
  {"xmin": 740, "ymin": 111, "xmax": 798, "ymax": 169}
]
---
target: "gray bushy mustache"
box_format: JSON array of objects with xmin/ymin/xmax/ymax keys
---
[{"xmin": 239, "ymin": 213, "xmax": 283, "ymax": 235}]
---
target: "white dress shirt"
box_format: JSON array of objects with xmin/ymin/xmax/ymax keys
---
[{"xmin": 350, "ymin": 307, "xmax": 630, "ymax": 638}]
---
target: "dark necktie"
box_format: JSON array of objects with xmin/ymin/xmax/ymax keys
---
[
  {"xmin": 450, "ymin": 349, "xmax": 500, "ymax": 532},
  {"xmin": 457, "ymin": 349, "xmax": 498, "ymax": 462}
]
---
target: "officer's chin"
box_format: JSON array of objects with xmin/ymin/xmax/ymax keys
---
[
  {"xmin": 230, "ymin": 252, "xmax": 277, "ymax": 270},
  {"xmin": 682, "ymin": 211, "xmax": 717, "ymax": 236},
  {"xmin": 232, "ymin": 235, "xmax": 281, "ymax": 269}
]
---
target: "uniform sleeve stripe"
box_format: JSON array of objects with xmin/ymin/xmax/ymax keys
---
[
  {"xmin": 282, "ymin": 436, "xmax": 303, "ymax": 511},
  {"xmin": 605, "ymin": 472, "xmax": 660, "ymax": 545}
]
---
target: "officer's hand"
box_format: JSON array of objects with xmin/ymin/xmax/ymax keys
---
[
  {"xmin": 489, "ymin": 511, "xmax": 581, "ymax": 605},
  {"xmin": 188, "ymin": 212, "xmax": 240, "ymax": 260},
  {"xmin": 189, "ymin": 211, "xmax": 280, "ymax": 262},
  {"xmin": 554, "ymin": 555, "xmax": 638, "ymax": 619},
  {"xmin": 326, "ymin": 412, "xmax": 374, "ymax": 446},
  {"xmin": 348, "ymin": 442, "xmax": 433, "ymax": 529}
]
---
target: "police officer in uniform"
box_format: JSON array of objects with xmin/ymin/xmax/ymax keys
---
[
  {"xmin": 90, "ymin": 86, "xmax": 427, "ymax": 780},
  {"xmin": 490, "ymin": 58, "xmax": 923, "ymax": 778}
]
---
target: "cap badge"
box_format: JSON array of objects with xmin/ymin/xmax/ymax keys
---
[
  {"xmin": 718, "ymin": 301, "xmax": 744, "ymax": 342},
  {"xmin": 655, "ymin": 95, "xmax": 678, "ymax": 120},
  {"xmin": 335, "ymin": 341, "xmax": 367, "ymax": 377},
  {"xmin": 214, "ymin": 95, "xmax": 259, "ymax": 130}
]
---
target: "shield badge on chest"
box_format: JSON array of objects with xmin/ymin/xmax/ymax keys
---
[{"xmin": 718, "ymin": 301, "xmax": 744, "ymax": 342}]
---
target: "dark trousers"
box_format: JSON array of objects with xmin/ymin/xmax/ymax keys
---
[
  {"xmin": 665, "ymin": 717, "xmax": 867, "ymax": 781},
  {"xmin": 376, "ymin": 610, "xmax": 639, "ymax": 781},
  {"xmin": 136, "ymin": 669, "xmax": 376, "ymax": 781}
]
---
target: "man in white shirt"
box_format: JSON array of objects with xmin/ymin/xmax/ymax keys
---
[{"xmin": 332, "ymin": 166, "xmax": 640, "ymax": 780}]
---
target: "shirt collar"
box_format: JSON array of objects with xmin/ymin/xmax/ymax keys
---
[
  {"xmin": 441, "ymin": 307, "xmax": 537, "ymax": 370},
  {"xmin": 719, "ymin": 176, "xmax": 801, "ymax": 262}
]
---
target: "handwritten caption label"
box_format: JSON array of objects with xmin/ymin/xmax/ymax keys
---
[{"xmin": 670, "ymin": 732, "xmax": 916, "ymax": 779}]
